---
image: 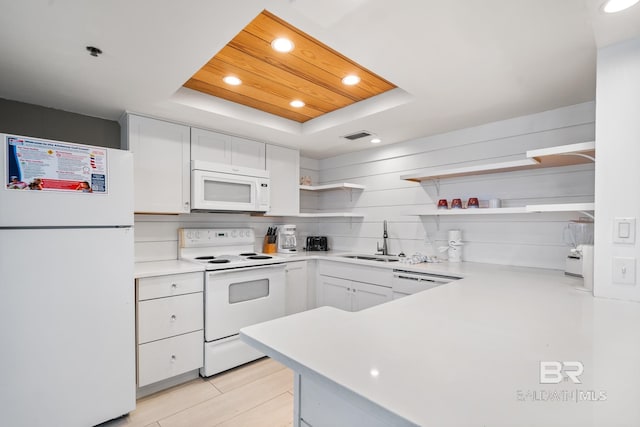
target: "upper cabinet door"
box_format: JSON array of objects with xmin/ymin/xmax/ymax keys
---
[
  {"xmin": 191, "ymin": 128, "xmax": 232, "ymax": 165},
  {"xmin": 266, "ymin": 144, "xmax": 299, "ymax": 216},
  {"xmin": 231, "ymin": 136, "xmax": 265, "ymax": 169},
  {"xmin": 191, "ymin": 129, "xmax": 265, "ymax": 169},
  {"xmin": 126, "ymin": 115, "xmax": 190, "ymax": 214}
]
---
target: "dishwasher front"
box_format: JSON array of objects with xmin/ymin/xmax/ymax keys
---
[{"xmin": 392, "ymin": 269, "xmax": 461, "ymax": 299}]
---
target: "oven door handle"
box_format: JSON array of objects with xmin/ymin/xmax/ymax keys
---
[{"xmin": 207, "ymin": 263, "xmax": 285, "ymax": 276}]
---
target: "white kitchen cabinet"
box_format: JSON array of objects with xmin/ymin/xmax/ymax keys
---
[
  {"xmin": 190, "ymin": 127, "xmax": 232, "ymax": 165},
  {"xmin": 123, "ymin": 114, "xmax": 191, "ymax": 214},
  {"xmin": 317, "ymin": 261, "xmax": 393, "ymax": 311},
  {"xmin": 285, "ymin": 261, "xmax": 308, "ymax": 315},
  {"xmin": 319, "ymin": 276, "xmax": 392, "ymax": 311},
  {"xmin": 266, "ymin": 144, "xmax": 300, "ymax": 216},
  {"xmin": 138, "ymin": 330, "xmax": 203, "ymax": 388},
  {"xmin": 351, "ymin": 281, "xmax": 392, "ymax": 311},
  {"xmin": 318, "ymin": 275, "xmax": 352, "ymax": 311},
  {"xmin": 136, "ymin": 272, "xmax": 204, "ymax": 388},
  {"xmin": 137, "ymin": 293, "xmax": 203, "ymax": 343},
  {"xmin": 318, "ymin": 275, "xmax": 391, "ymax": 312},
  {"xmin": 232, "ymin": 136, "xmax": 266, "ymax": 169},
  {"xmin": 191, "ymin": 127, "xmax": 265, "ymax": 169},
  {"xmin": 318, "ymin": 261, "xmax": 393, "ymax": 287}
]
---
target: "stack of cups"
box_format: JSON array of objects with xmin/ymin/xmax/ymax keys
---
[{"xmin": 448, "ymin": 229, "xmax": 464, "ymax": 262}]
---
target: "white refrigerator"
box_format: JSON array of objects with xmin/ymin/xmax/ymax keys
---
[{"xmin": 0, "ymin": 134, "xmax": 136, "ymax": 426}]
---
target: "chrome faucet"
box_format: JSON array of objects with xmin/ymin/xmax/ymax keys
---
[{"xmin": 376, "ymin": 220, "xmax": 389, "ymax": 255}]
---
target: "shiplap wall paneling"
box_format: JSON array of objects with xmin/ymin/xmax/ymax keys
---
[
  {"xmin": 134, "ymin": 213, "xmax": 318, "ymax": 263},
  {"xmin": 320, "ymin": 102, "xmax": 595, "ymax": 170},
  {"xmin": 315, "ymin": 102, "xmax": 595, "ymax": 270},
  {"xmin": 300, "ymin": 156, "xmax": 321, "ymax": 213}
]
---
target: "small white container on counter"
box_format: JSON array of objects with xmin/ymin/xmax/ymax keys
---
[{"xmin": 489, "ymin": 198, "xmax": 502, "ymax": 208}]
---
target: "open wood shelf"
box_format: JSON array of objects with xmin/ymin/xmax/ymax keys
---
[
  {"xmin": 296, "ymin": 212, "xmax": 364, "ymax": 218},
  {"xmin": 525, "ymin": 202, "xmax": 595, "ymax": 213},
  {"xmin": 300, "ymin": 183, "xmax": 366, "ymax": 191},
  {"xmin": 400, "ymin": 141, "xmax": 595, "ymax": 182},
  {"xmin": 407, "ymin": 202, "xmax": 594, "ymax": 217}
]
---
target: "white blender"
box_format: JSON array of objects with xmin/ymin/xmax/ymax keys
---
[
  {"xmin": 564, "ymin": 219, "xmax": 594, "ymax": 277},
  {"xmin": 277, "ymin": 224, "xmax": 298, "ymax": 254}
]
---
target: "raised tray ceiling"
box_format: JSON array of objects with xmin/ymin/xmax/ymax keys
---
[{"xmin": 182, "ymin": 10, "xmax": 397, "ymax": 123}]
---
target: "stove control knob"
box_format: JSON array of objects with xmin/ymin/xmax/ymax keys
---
[
  {"xmin": 231, "ymin": 230, "xmax": 237, "ymax": 238},
  {"xmin": 186, "ymin": 231, "xmax": 193, "ymax": 239},
  {"xmin": 195, "ymin": 231, "xmax": 201, "ymax": 239}
]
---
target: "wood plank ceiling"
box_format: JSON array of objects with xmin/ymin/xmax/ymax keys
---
[{"xmin": 182, "ymin": 10, "xmax": 397, "ymax": 123}]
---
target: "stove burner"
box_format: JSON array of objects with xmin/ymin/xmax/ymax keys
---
[
  {"xmin": 208, "ymin": 259, "xmax": 230, "ymax": 264},
  {"xmin": 247, "ymin": 255, "xmax": 272, "ymax": 260},
  {"xmin": 195, "ymin": 256, "xmax": 215, "ymax": 260},
  {"xmin": 239, "ymin": 252, "xmax": 257, "ymax": 256}
]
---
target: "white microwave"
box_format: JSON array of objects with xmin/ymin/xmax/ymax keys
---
[{"xmin": 191, "ymin": 161, "xmax": 270, "ymax": 213}]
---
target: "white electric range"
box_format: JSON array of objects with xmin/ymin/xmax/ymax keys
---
[{"xmin": 179, "ymin": 228, "xmax": 286, "ymax": 377}]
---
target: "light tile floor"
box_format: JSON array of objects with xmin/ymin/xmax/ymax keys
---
[{"xmin": 99, "ymin": 358, "xmax": 293, "ymax": 427}]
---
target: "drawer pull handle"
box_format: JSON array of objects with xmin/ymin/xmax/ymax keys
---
[
  {"xmin": 170, "ymin": 314, "xmax": 177, "ymax": 321},
  {"xmin": 171, "ymin": 283, "xmax": 178, "ymax": 289}
]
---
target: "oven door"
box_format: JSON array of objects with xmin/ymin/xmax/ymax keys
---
[
  {"xmin": 192, "ymin": 169, "xmax": 258, "ymax": 212},
  {"xmin": 204, "ymin": 264, "xmax": 285, "ymax": 342}
]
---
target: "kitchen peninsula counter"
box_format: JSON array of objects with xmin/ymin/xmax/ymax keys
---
[{"xmin": 241, "ymin": 262, "xmax": 640, "ymax": 427}]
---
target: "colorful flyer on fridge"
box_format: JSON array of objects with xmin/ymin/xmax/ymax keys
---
[{"xmin": 5, "ymin": 135, "xmax": 108, "ymax": 193}]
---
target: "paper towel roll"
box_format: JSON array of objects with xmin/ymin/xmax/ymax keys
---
[{"xmin": 448, "ymin": 229, "xmax": 462, "ymax": 245}]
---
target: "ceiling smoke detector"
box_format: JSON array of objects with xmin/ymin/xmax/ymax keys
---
[{"xmin": 342, "ymin": 131, "xmax": 373, "ymax": 141}]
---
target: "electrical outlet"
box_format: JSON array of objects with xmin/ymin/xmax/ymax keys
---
[{"xmin": 612, "ymin": 257, "xmax": 636, "ymax": 285}]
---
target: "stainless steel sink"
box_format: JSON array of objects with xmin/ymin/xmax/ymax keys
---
[{"xmin": 340, "ymin": 254, "xmax": 400, "ymax": 262}]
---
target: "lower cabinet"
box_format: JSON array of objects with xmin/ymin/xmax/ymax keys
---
[
  {"xmin": 318, "ymin": 275, "xmax": 392, "ymax": 312},
  {"xmin": 136, "ymin": 272, "xmax": 204, "ymax": 387},
  {"xmin": 317, "ymin": 261, "xmax": 393, "ymax": 312},
  {"xmin": 138, "ymin": 330, "xmax": 203, "ymax": 387},
  {"xmin": 285, "ymin": 261, "xmax": 308, "ymax": 315}
]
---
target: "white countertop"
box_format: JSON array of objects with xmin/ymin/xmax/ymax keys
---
[
  {"xmin": 241, "ymin": 262, "xmax": 640, "ymax": 427},
  {"xmin": 134, "ymin": 260, "xmax": 204, "ymax": 278}
]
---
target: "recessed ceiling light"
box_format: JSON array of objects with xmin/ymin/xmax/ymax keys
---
[
  {"xmin": 602, "ymin": 0, "xmax": 639, "ymax": 13},
  {"xmin": 342, "ymin": 75, "xmax": 361, "ymax": 86},
  {"xmin": 223, "ymin": 76, "xmax": 242, "ymax": 86},
  {"xmin": 290, "ymin": 100, "xmax": 305, "ymax": 108},
  {"xmin": 271, "ymin": 38, "xmax": 295, "ymax": 53},
  {"xmin": 371, "ymin": 138, "xmax": 382, "ymax": 144}
]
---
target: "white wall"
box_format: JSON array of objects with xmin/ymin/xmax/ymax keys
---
[
  {"xmin": 315, "ymin": 102, "xmax": 596, "ymax": 270},
  {"xmin": 594, "ymin": 37, "xmax": 640, "ymax": 302},
  {"xmin": 134, "ymin": 212, "xmax": 318, "ymax": 262}
]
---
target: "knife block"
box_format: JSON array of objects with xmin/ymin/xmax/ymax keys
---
[{"xmin": 262, "ymin": 236, "xmax": 276, "ymax": 254}]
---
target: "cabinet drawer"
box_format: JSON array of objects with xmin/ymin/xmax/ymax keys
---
[
  {"xmin": 318, "ymin": 261, "xmax": 392, "ymax": 287},
  {"xmin": 138, "ymin": 293, "xmax": 203, "ymax": 344},
  {"xmin": 138, "ymin": 330, "xmax": 203, "ymax": 387},
  {"xmin": 138, "ymin": 272, "xmax": 203, "ymax": 300}
]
